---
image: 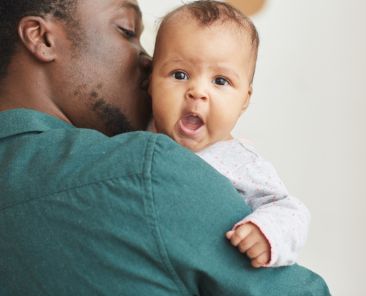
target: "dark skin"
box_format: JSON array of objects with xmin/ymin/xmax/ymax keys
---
[{"xmin": 0, "ymin": 0, "xmax": 151, "ymax": 136}]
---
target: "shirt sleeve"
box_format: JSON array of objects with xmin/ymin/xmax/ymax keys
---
[
  {"xmin": 232, "ymin": 146, "xmax": 310, "ymax": 267},
  {"xmin": 197, "ymin": 139, "xmax": 310, "ymax": 267},
  {"xmin": 236, "ymin": 196, "xmax": 310, "ymax": 267},
  {"xmin": 150, "ymin": 136, "xmax": 329, "ymax": 295}
]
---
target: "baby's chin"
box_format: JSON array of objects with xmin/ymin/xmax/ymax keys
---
[
  {"xmin": 175, "ymin": 137, "xmax": 210, "ymax": 153},
  {"xmin": 179, "ymin": 135, "xmax": 235, "ymax": 152},
  {"xmin": 153, "ymin": 123, "xmax": 212, "ymax": 152}
]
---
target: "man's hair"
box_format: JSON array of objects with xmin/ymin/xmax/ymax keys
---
[
  {"xmin": 156, "ymin": 0, "xmax": 260, "ymax": 82},
  {"xmin": 0, "ymin": 0, "xmax": 77, "ymax": 80}
]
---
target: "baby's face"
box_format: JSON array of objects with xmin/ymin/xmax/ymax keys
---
[{"xmin": 150, "ymin": 18, "xmax": 253, "ymax": 152}]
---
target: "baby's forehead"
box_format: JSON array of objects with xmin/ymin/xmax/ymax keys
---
[
  {"xmin": 156, "ymin": 20, "xmax": 253, "ymax": 59},
  {"xmin": 159, "ymin": 9, "xmax": 253, "ymax": 43},
  {"xmin": 154, "ymin": 22, "xmax": 254, "ymax": 70}
]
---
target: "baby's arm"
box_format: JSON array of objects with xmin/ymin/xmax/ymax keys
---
[
  {"xmin": 197, "ymin": 139, "xmax": 310, "ymax": 268},
  {"xmin": 227, "ymin": 151, "xmax": 310, "ymax": 267},
  {"xmin": 227, "ymin": 195, "xmax": 310, "ymax": 267}
]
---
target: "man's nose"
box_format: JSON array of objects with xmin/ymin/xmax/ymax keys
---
[{"xmin": 139, "ymin": 51, "xmax": 152, "ymax": 73}]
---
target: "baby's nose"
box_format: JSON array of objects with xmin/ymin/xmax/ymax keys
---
[{"xmin": 186, "ymin": 85, "xmax": 209, "ymax": 101}]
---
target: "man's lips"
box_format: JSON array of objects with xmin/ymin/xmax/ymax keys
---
[
  {"xmin": 178, "ymin": 113, "xmax": 204, "ymax": 137},
  {"xmin": 140, "ymin": 78, "xmax": 149, "ymax": 91}
]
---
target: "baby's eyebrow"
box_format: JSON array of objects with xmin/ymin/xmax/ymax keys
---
[
  {"xmin": 160, "ymin": 58, "xmax": 186, "ymax": 68},
  {"xmin": 212, "ymin": 65, "xmax": 240, "ymax": 80}
]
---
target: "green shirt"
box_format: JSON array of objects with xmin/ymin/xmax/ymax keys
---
[{"xmin": 0, "ymin": 109, "xmax": 330, "ymax": 295}]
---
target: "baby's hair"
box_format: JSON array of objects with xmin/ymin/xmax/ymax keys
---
[{"xmin": 156, "ymin": 0, "xmax": 260, "ymax": 82}]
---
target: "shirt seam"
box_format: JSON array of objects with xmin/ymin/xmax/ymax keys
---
[
  {"xmin": 0, "ymin": 172, "xmax": 143, "ymax": 212},
  {"xmin": 143, "ymin": 136, "xmax": 190, "ymax": 296}
]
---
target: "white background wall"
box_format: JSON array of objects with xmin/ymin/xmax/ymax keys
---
[{"xmin": 139, "ymin": 1, "xmax": 366, "ymax": 295}]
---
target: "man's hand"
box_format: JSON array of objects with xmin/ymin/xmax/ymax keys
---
[{"xmin": 226, "ymin": 222, "xmax": 270, "ymax": 268}]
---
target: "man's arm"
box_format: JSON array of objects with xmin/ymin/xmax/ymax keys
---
[{"xmin": 150, "ymin": 136, "xmax": 330, "ymax": 296}]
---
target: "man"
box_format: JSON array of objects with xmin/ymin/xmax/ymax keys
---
[{"xmin": 0, "ymin": 0, "xmax": 330, "ymax": 295}]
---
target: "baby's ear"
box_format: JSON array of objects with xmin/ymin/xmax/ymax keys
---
[{"xmin": 241, "ymin": 84, "xmax": 253, "ymax": 113}]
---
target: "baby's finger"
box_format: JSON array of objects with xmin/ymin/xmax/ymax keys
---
[
  {"xmin": 251, "ymin": 252, "xmax": 270, "ymax": 268},
  {"xmin": 246, "ymin": 242, "xmax": 268, "ymax": 259},
  {"xmin": 237, "ymin": 236, "xmax": 256, "ymax": 253},
  {"xmin": 226, "ymin": 230, "xmax": 234, "ymax": 239},
  {"xmin": 229, "ymin": 225, "xmax": 252, "ymax": 247}
]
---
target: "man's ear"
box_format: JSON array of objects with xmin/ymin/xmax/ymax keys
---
[
  {"xmin": 241, "ymin": 84, "xmax": 253, "ymax": 113},
  {"xmin": 17, "ymin": 16, "xmax": 56, "ymax": 62}
]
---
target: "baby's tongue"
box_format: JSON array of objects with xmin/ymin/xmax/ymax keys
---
[{"xmin": 181, "ymin": 115, "xmax": 203, "ymax": 130}]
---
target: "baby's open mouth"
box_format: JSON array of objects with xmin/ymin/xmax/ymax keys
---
[
  {"xmin": 181, "ymin": 114, "xmax": 204, "ymax": 131},
  {"xmin": 178, "ymin": 113, "xmax": 204, "ymax": 137}
]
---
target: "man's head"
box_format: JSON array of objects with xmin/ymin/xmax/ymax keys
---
[
  {"xmin": 0, "ymin": 0, "xmax": 152, "ymax": 136},
  {"xmin": 150, "ymin": 0, "xmax": 260, "ymax": 151}
]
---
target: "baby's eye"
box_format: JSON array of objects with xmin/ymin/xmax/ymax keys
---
[
  {"xmin": 172, "ymin": 71, "xmax": 188, "ymax": 80},
  {"xmin": 213, "ymin": 77, "xmax": 230, "ymax": 86}
]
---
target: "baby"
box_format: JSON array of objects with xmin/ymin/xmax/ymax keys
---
[{"xmin": 149, "ymin": 0, "xmax": 310, "ymax": 268}]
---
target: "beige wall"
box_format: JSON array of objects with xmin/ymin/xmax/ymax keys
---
[{"xmin": 139, "ymin": 1, "xmax": 366, "ymax": 295}]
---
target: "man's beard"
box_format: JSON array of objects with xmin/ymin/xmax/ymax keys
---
[{"xmin": 92, "ymin": 98, "xmax": 133, "ymax": 136}]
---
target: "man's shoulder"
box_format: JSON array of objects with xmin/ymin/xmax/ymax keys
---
[
  {"xmin": 149, "ymin": 135, "xmax": 246, "ymax": 209},
  {"xmin": 149, "ymin": 132, "xmax": 226, "ymax": 182},
  {"xmin": 55, "ymin": 129, "xmax": 194, "ymax": 179},
  {"xmin": 0, "ymin": 126, "xmax": 185, "ymax": 207},
  {"xmin": 35, "ymin": 128, "xmax": 160, "ymax": 180}
]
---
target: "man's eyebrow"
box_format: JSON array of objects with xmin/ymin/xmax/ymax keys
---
[{"xmin": 121, "ymin": 1, "xmax": 142, "ymax": 18}]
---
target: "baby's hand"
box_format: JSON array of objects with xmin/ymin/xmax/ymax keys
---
[{"xmin": 226, "ymin": 222, "xmax": 270, "ymax": 268}]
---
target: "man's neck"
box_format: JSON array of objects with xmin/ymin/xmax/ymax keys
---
[{"xmin": 0, "ymin": 63, "xmax": 72, "ymax": 125}]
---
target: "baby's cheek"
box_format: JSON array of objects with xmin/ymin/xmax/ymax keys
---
[{"xmin": 209, "ymin": 117, "xmax": 234, "ymax": 139}]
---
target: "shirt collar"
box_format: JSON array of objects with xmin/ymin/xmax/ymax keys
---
[{"xmin": 0, "ymin": 108, "xmax": 74, "ymax": 139}]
